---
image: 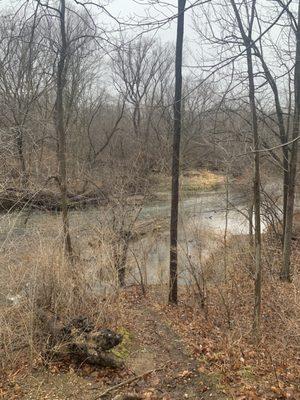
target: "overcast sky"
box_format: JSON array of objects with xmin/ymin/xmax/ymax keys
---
[
  {"xmin": 107, "ymin": 0, "xmax": 186, "ymax": 41},
  {"xmin": 0, "ymin": 0, "xmax": 296, "ymax": 90},
  {"xmin": 101, "ymin": 0, "xmax": 197, "ymax": 50},
  {"xmin": 0, "ymin": 0, "xmax": 197, "ymax": 50}
]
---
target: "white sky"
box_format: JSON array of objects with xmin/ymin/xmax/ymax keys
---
[
  {"xmin": 0, "ymin": 0, "xmax": 197, "ymax": 50},
  {"xmin": 100, "ymin": 0, "xmax": 198, "ymax": 51},
  {"xmin": 107, "ymin": 0, "xmax": 190, "ymax": 40}
]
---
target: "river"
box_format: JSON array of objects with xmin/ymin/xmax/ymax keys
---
[{"xmin": 0, "ymin": 186, "xmax": 271, "ymax": 292}]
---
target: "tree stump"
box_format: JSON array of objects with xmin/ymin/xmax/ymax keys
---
[{"xmin": 38, "ymin": 313, "xmax": 123, "ymax": 368}]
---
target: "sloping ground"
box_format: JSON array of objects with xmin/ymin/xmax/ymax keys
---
[
  {"xmin": 2, "ymin": 230, "xmax": 298, "ymax": 400},
  {"xmin": 122, "ymin": 300, "xmax": 227, "ymax": 400},
  {"xmin": 154, "ymin": 234, "xmax": 300, "ymax": 400},
  {"xmin": 1, "ymin": 294, "xmax": 226, "ymax": 400}
]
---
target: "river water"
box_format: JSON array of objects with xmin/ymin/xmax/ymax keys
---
[
  {"xmin": 0, "ymin": 187, "xmax": 269, "ymax": 290},
  {"xmin": 130, "ymin": 188, "xmax": 253, "ymax": 285}
]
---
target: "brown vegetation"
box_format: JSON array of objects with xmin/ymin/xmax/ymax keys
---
[{"xmin": 0, "ymin": 0, "xmax": 300, "ymax": 399}]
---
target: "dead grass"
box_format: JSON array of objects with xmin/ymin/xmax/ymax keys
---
[
  {"xmin": 0, "ymin": 217, "xmax": 124, "ymax": 379},
  {"xmin": 0, "ymin": 204, "xmax": 299, "ymax": 400},
  {"xmin": 153, "ymin": 169, "xmax": 224, "ymax": 199},
  {"xmin": 181, "ymin": 169, "xmax": 225, "ymax": 192}
]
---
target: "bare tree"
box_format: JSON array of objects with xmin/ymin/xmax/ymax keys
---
[
  {"xmin": 54, "ymin": 0, "xmax": 72, "ymax": 255},
  {"xmin": 0, "ymin": 7, "xmax": 52, "ymax": 187},
  {"xmin": 229, "ymin": 0, "xmax": 262, "ymax": 336},
  {"xmin": 111, "ymin": 36, "xmax": 174, "ymax": 171},
  {"xmin": 169, "ymin": 0, "xmax": 186, "ymax": 305},
  {"xmin": 252, "ymin": 40, "xmax": 289, "ymax": 242},
  {"xmin": 282, "ymin": 0, "xmax": 300, "ymax": 281},
  {"xmin": 31, "ymin": 0, "xmax": 98, "ymax": 254}
]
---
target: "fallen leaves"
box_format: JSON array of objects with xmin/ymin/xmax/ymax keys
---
[
  {"xmin": 150, "ymin": 253, "xmax": 300, "ymax": 400},
  {"xmin": 177, "ymin": 370, "xmax": 192, "ymax": 378}
]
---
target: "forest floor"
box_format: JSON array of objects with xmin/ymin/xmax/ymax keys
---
[
  {"xmin": 1, "ymin": 292, "xmax": 227, "ymax": 400},
  {"xmin": 2, "ymin": 266, "xmax": 299, "ymax": 400}
]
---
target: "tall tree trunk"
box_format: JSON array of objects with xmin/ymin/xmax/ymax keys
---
[
  {"xmin": 281, "ymin": 0, "xmax": 300, "ymax": 281},
  {"xmin": 248, "ymin": 200, "xmax": 254, "ymax": 248},
  {"xmin": 169, "ymin": 0, "xmax": 186, "ymax": 305},
  {"xmin": 230, "ymin": 0, "xmax": 262, "ymax": 337},
  {"xmin": 251, "ymin": 47, "xmax": 262, "ymax": 336},
  {"xmin": 55, "ymin": 0, "xmax": 72, "ymax": 256},
  {"xmin": 16, "ymin": 127, "xmax": 27, "ymax": 187}
]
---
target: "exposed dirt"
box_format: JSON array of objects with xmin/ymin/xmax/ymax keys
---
[
  {"xmin": 1, "ymin": 295, "xmax": 227, "ymax": 400},
  {"xmin": 124, "ymin": 301, "xmax": 227, "ymax": 400}
]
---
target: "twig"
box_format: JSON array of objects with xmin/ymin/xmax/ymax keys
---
[{"xmin": 91, "ymin": 364, "xmax": 168, "ymax": 399}]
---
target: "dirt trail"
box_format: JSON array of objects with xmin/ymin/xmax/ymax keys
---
[
  {"xmin": 125, "ymin": 303, "xmax": 227, "ymax": 400},
  {"xmin": 5, "ymin": 300, "xmax": 226, "ymax": 400}
]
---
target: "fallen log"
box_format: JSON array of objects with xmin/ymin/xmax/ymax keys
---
[
  {"xmin": 0, "ymin": 188, "xmax": 107, "ymax": 212},
  {"xmin": 38, "ymin": 313, "xmax": 123, "ymax": 368}
]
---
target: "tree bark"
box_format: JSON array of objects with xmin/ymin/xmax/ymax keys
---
[
  {"xmin": 281, "ymin": 0, "xmax": 300, "ymax": 281},
  {"xmin": 55, "ymin": 0, "xmax": 72, "ymax": 256},
  {"xmin": 169, "ymin": 0, "xmax": 186, "ymax": 305},
  {"xmin": 16, "ymin": 127, "xmax": 28, "ymax": 187},
  {"xmin": 38, "ymin": 312, "xmax": 123, "ymax": 367},
  {"xmin": 248, "ymin": 200, "xmax": 254, "ymax": 248}
]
